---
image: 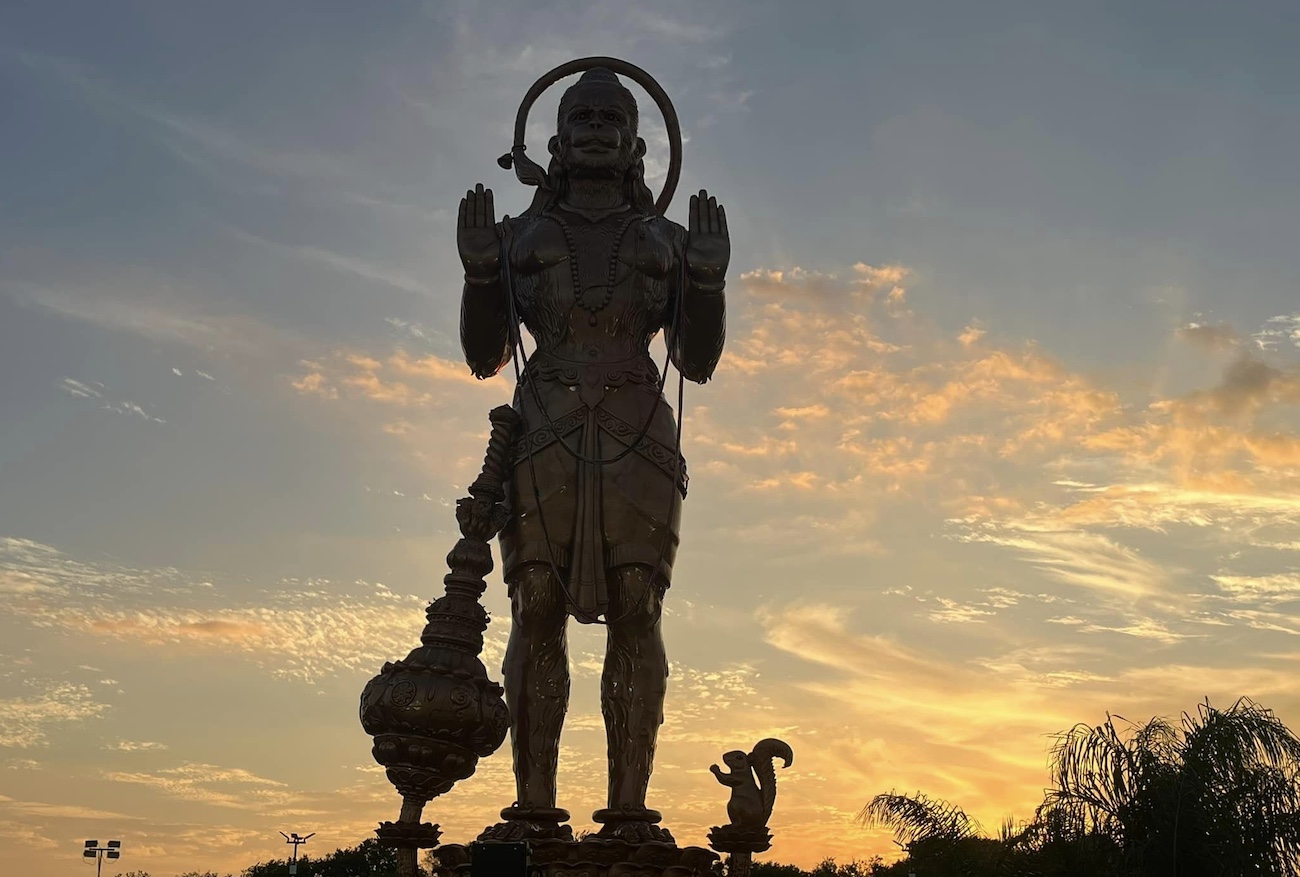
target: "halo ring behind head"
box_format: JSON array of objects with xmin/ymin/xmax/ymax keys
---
[{"xmin": 498, "ymin": 56, "xmax": 682, "ymax": 216}]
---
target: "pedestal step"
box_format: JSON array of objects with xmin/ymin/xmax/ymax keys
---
[{"xmin": 433, "ymin": 837, "xmax": 719, "ymax": 877}]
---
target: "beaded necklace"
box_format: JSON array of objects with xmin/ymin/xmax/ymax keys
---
[{"xmin": 552, "ymin": 210, "xmax": 637, "ymax": 326}]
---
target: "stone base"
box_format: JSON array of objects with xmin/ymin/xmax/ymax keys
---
[
  {"xmin": 478, "ymin": 805, "xmax": 575, "ymax": 842},
  {"xmin": 375, "ymin": 820, "xmax": 442, "ymax": 849},
  {"xmin": 592, "ymin": 807, "xmax": 674, "ymax": 844},
  {"xmin": 433, "ymin": 836, "xmax": 719, "ymax": 877},
  {"xmin": 706, "ymin": 824, "xmax": 772, "ymax": 854}
]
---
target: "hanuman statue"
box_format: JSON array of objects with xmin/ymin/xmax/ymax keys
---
[{"xmin": 456, "ymin": 63, "xmax": 728, "ymax": 843}]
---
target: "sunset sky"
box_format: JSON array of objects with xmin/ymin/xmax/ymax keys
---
[{"xmin": 4, "ymin": 2, "xmax": 1300, "ymax": 875}]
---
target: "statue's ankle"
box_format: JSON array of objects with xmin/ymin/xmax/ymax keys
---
[
  {"xmin": 592, "ymin": 806, "xmax": 675, "ymax": 844},
  {"xmin": 502, "ymin": 803, "xmax": 570, "ymax": 823},
  {"xmin": 593, "ymin": 804, "xmax": 661, "ymax": 824},
  {"xmin": 477, "ymin": 804, "xmax": 574, "ymax": 842}
]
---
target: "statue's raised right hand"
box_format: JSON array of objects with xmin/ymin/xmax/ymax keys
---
[{"xmin": 458, "ymin": 183, "xmax": 501, "ymax": 280}]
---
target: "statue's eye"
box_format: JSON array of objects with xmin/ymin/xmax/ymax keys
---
[
  {"xmin": 604, "ymin": 111, "xmax": 623, "ymax": 123},
  {"xmin": 573, "ymin": 110, "xmax": 591, "ymax": 122}
]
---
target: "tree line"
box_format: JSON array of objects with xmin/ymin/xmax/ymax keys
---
[{"xmin": 110, "ymin": 838, "xmax": 428, "ymax": 877}]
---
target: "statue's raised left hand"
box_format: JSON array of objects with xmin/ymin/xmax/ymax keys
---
[
  {"xmin": 458, "ymin": 183, "xmax": 501, "ymax": 280},
  {"xmin": 685, "ymin": 189, "xmax": 729, "ymax": 288}
]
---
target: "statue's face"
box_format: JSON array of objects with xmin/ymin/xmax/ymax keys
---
[
  {"xmin": 723, "ymin": 750, "xmax": 748, "ymax": 769},
  {"xmin": 555, "ymin": 89, "xmax": 640, "ymax": 178}
]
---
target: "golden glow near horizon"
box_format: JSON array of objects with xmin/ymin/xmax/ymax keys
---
[{"xmin": 4, "ymin": 3, "xmax": 1300, "ymax": 876}]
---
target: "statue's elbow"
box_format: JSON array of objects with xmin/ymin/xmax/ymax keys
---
[
  {"xmin": 463, "ymin": 343, "xmax": 513, "ymax": 381},
  {"xmin": 466, "ymin": 358, "xmax": 501, "ymax": 381},
  {"xmin": 682, "ymin": 359, "xmax": 720, "ymax": 385}
]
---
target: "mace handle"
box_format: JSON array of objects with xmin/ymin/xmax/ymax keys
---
[{"xmin": 468, "ymin": 405, "xmax": 520, "ymax": 503}]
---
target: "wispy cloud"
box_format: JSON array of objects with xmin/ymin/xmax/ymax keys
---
[
  {"xmin": 1254, "ymin": 313, "xmax": 1300, "ymax": 351},
  {"xmin": 625, "ymin": 8, "xmax": 728, "ymax": 43},
  {"xmin": 4, "ymin": 46, "xmax": 367, "ymax": 191},
  {"xmin": 59, "ymin": 378, "xmax": 103, "ymax": 399},
  {"xmin": 1, "ymin": 758, "xmax": 42, "ymax": 770},
  {"xmin": 104, "ymin": 762, "xmax": 291, "ymax": 810},
  {"xmin": 0, "ymin": 797, "xmax": 141, "ymax": 821},
  {"xmin": 0, "ymin": 682, "xmax": 110, "ymax": 748},
  {"xmin": 1, "ymin": 538, "xmax": 447, "ymax": 684},
  {"xmin": 224, "ymin": 226, "xmax": 433, "ymax": 297},
  {"xmin": 1178, "ymin": 320, "xmax": 1240, "ymax": 352},
  {"xmin": 104, "ymin": 740, "xmax": 169, "ymax": 752},
  {"xmin": 59, "ymin": 378, "xmax": 166, "ymax": 423},
  {"xmin": 952, "ymin": 523, "xmax": 1169, "ymax": 601},
  {"xmin": 0, "ymin": 819, "xmax": 58, "ymax": 851},
  {"xmin": 5, "ymin": 276, "xmax": 283, "ymax": 355},
  {"xmin": 289, "ymin": 347, "xmax": 514, "ymax": 486}
]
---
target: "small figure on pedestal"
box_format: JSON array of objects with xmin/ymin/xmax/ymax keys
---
[{"xmin": 708, "ymin": 739, "xmax": 794, "ymax": 877}]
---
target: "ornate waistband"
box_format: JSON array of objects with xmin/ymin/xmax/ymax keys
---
[
  {"xmin": 510, "ymin": 404, "xmax": 688, "ymax": 497},
  {"xmin": 523, "ymin": 350, "xmax": 662, "ymax": 389}
]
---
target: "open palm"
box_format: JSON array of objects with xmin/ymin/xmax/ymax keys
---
[
  {"xmin": 458, "ymin": 183, "xmax": 500, "ymax": 278},
  {"xmin": 685, "ymin": 189, "xmax": 729, "ymax": 286}
]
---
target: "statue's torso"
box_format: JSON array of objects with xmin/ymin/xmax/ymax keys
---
[
  {"xmin": 498, "ymin": 207, "xmax": 688, "ymax": 611},
  {"xmin": 507, "ymin": 207, "xmax": 680, "ymax": 366}
]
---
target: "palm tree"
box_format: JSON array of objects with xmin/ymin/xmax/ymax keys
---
[
  {"xmin": 1037, "ymin": 696, "xmax": 1300, "ymax": 876},
  {"xmin": 859, "ymin": 698, "xmax": 1300, "ymax": 875},
  {"xmin": 857, "ymin": 791, "xmax": 1017, "ymax": 875},
  {"xmin": 859, "ymin": 790, "xmax": 983, "ymax": 847}
]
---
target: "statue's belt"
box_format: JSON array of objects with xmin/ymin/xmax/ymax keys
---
[
  {"xmin": 521, "ymin": 351, "xmax": 662, "ymax": 391},
  {"xmin": 511, "ymin": 404, "xmax": 688, "ymax": 497}
]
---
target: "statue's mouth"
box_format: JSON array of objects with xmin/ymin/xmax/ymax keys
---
[{"xmin": 571, "ymin": 129, "xmax": 621, "ymax": 154}]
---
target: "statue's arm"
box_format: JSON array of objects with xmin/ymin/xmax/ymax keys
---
[
  {"xmin": 667, "ymin": 222, "xmax": 726, "ymax": 384},
  {"xmin": 710, "ymin": 764, "xmax": 742, "ymax": 786},
  {"xmin": 460, "ymin": 219, "xmax": 515, "ymax": 380}
]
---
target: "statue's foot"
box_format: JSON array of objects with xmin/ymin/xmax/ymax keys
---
[
  {"xmin": 477, "ymin": 805, "xmax": 574, "ymax": 842},
  {"xmin": 592, "ymin": 807, "xmax": 675, "ymax": 844}
]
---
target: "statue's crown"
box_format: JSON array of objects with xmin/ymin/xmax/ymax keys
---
[{"xmin": 575, "ymin": 67, "xmax": 622, "ymax": 87}]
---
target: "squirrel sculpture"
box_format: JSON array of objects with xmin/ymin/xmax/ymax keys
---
[{"xmin": 709, "ymin": 738, "xmax": 794, "ymax": 827}]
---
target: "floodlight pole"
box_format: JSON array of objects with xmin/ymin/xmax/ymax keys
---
[
  {"xmin": 280, "ymin": 831, "xmax": 315, "ymax": 875},
  {"xmin": 82, "ymin": 840, "xmax": 121, "ymax": 877}
]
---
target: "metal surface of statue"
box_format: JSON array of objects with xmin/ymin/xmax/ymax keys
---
[{"xmin": 458, "ymin": 57, "xmax": 728, "ymax": 844}]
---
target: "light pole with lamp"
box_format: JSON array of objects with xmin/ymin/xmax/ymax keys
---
[
  {"xmin": 280, "ymin": 831, "xmax": 314, "ymax": 875},
  {"xmin": 83, "ymin": 840, "xmax": 121, "ymax": 877}
]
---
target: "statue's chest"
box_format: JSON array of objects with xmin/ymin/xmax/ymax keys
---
[{"xmin": 511, "ymin": 215, "xmax": 675, "ymax": 296}]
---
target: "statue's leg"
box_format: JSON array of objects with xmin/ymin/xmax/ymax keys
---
[
  {"xmin": 502, "ymin": 562, "xmax": 570, "ymax": 809},
  {"xmin": 601, "ymin": 564, "xmax": 668, "ymax": 813}
]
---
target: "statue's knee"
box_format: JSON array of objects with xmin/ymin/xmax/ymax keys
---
[
  {"xmin": 611, "ymin": 565, "xmax": 665, "ymax": 629},
  {"xmin": 509, "ymin": 563, "xmax": 565, "ymax": 625}
]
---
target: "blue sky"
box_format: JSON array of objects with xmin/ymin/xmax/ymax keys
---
[{"xmin": 3, "ymin": 2, "xmax": 1300, "ymax": 875}]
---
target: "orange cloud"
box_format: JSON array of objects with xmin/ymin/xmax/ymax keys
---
[
  {"xmin": 958, "ymin": 324, "xmax": 986, "ymax": 347},
  {"xmin": 290, "ymin": 349, "xmax": 508, "ymax": 408}
]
